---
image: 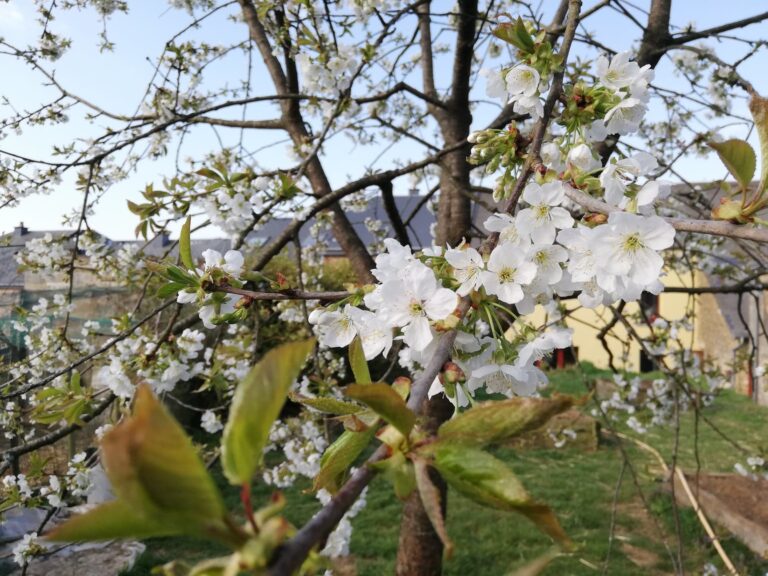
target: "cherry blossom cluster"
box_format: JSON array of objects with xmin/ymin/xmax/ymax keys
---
[
  {"xmin": 1, "ymin": 452, "xmax": 95, "ymax": 512},
  {"xmin": 95, "ymin": 327, "xmax": 207, "ymax": 398},
  {"xmin": 198, "ymin": 175, "xmax": 273, "ymax": 238},
  {"xmin": 596, "ymin": 353, "xmax": 721, "ymax": 434},
  {"xmin": 176, "ymin": 248, "xmax": 247, "ymax": 328}
]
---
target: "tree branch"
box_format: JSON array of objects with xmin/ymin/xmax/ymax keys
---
[
  {"xmin": 669, "ymin": 10, "xmax": 768, "ymax": 46},
  {"xmin": 564, "ymin": 185, "xmax": 768, "ymax": 244},
  {"xmin": 218, "ymin": 286, "xmax": 350, "ymax": 301},
  {"xmin": 2, "ymin": 300, "xmax": 176, "ymax": 400},
  {"xmin": 188, "ymin": 117, "xmax": 285, "ymax": 129},
  {"xmin": 0, "ymin": 393, "xmax": 115, "ymax": 475},
  {"xmin": 249, "ymin": 141, "xmax": 467, "ymax": 272},
  {"xmin": 380, "ymin": 180, "xmax": 412, "ymax": 247}
]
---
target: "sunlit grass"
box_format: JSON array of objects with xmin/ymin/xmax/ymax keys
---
[{"xmin": 123, "ymin": 366, "xmax": 768, "ymax": 576}]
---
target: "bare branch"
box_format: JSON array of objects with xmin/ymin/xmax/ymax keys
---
[
  {"xmin": 669, "ymin": 10, "xmax": 768, "ymax": 46},
  {"xmin": 380, "ymin": 180, "xmax": 412, "ymax": 246},
  {"xmin": 218, "ymin": 286, "xmax": 350, "ymax": 301}
]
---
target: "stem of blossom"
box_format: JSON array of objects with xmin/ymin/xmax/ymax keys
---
[
  {"xmin": 499, "ymin": 0, "xmax": 582, "ymax": 215},
  {"xmin": 241, "ymin": 483, "xmax": 260, "ymax": 535}
]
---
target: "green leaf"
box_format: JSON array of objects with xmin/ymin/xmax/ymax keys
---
[
  {"xmin": 345, "ymin": 383, "xmax": 415, "ymax": 437},
  {"xmin": 49, "ymin": 385, "xmax": 228, "ymax": 542},
  {"xmin": 314, "ymin": 427, "xmax": 376, "ymax": 493},
  {"xmin": 414, "ymin": 458, "xmax": 453, "ymax": 558},
  {"xmin": 70, "ymin": 371, "xmax": 82, "ymax": 394},
  {"xmin": 103, "ymin": 385, "xmax": 225, "ymax": 521},
  {"xmin": 749, "ymin": 95, "xmax": 768, "ymax": 193},
  {"xmin": 712, "ymin": 198, "xmax": 747, "ymax": 222},
  {"xmin": 165, "ymin": 265, "xmax": 198, "ymax": 286},
  {"xmin": 48, "ymin": 501, "xmax": 181, "ymax": 542},
  {"xmin": 222, "ymin": 339, "xmax": 315, "ymax": 485},
  {"xmin": 157, "ymin": 282, "xmax": 186, "ymax": 299},
  {"xmin": 289, "ymin": 393, "xmax": 363, "ymax": 415},
  {"xmin": 369, "ymin": 450, "xmax": 415, "ymax": 500},
  {"xmin": 492, "ymin": 18, "xmax": 534, "ymax": 53},
  {"xmin": 709, "ymin": 139, "xmax": 756, "ymax": 190},
  {"xmin": 432, "ymin": 444, "xmax": 571, "ymax": 548},
  {"xmin": 437, "ymin": 395, "xmax": 577, "ymax": 447},
  {"xmin": 179, "ymin": 216, "xmax": 194, "ymax": 270},
  {"xmin": 127, "ymin": 200, "xmax": 148, "ymax": 216},
  {"xmin": 348, "ymin": 336, "xmax": 371, "ymax": 384},
  {"xmin": 196, "ymin": 168, "xmax": 223, "ymax": 181}
]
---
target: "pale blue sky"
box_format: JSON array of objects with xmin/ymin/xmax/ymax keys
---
[{"xmin": 0, "ymin": 1, "xmax": 765, "ymax": 240}]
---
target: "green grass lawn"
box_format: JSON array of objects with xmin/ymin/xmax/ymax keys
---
[{"xmin": 123, "ymin": 367, "xmax": 768, "ymax": 575}]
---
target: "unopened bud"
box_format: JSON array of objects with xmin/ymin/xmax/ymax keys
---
[
  {"xmin": 435, "ymin": 313, "xmax": 460, "ymax": 331},
  {"xmin": 440, "ymin": 361, "xmax": 466, "ymax": 385},
  {"xmin": 583, "ymin": 212, "xmax": 608, "ymax": 226}
]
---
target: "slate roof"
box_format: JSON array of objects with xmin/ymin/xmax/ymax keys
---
[
  {"xmin": 245, "ymin": 193, "xmax": 492, "ymax": 252},
  {"xmin": 0, "ymin": 195, "xmax": 485, "ymax": 287},
  {"xmin": 116, "ymin": 235, "xmax": 233, "ymax": 262}
]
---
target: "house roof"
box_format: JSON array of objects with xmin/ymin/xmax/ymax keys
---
[
  {"xmin": 0, "ymin": 195, "xmax": 491, "ymax": 286},
  {"xmin": 245, "ymin": 193, "xmax": 493, "ymax": 252}
]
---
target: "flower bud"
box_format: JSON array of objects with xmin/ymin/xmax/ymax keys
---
[{"xmin": 439, "ymin": 361, "xmax": 466, "ymax": 385}]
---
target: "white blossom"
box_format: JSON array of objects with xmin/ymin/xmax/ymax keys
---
[
  {"xmin": 201, "ymin": 410, "xmax": 223, "ymax": 434},
  {"xmin": 481, "ymin": 243, "xmax": 537, "ymax": 304}
]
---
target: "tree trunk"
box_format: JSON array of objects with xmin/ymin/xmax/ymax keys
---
[
  {"xmin": 395, "ymin": 394, "xmax": 455, "ymax": 576},
  {"xmin": 396, "ymin": 2, "xmax": 477, "ymax": 574}
]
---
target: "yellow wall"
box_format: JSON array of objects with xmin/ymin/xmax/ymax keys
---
[{"xmin": 531, "ymin": 269, "xmax": 700, "ymax": 372}]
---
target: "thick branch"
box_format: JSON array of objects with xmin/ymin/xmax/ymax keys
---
[
  {"xmin": 636, "ymin": 0, "xmax": 671, "ymax": 67},
  {"xmin": 664, "ymin": 284, "xmax": 768, "ymax": 294},
  {"xmin": 448, "ymin": 0, "xmax": 479, "ymax": 110},
  {"xmin": 380, "ymin": 180, "xmax": 412, "ymax": 246},
  {"xmin": 237, "ymin": 0, "xmax": 288, "ymax": 94},
  {"xmin": 250, "ymin": 141, "xmax": 466, "ymax": 272},
  {"xmin": 564, "ymin": 186, "xmax": 768, "ymax": 244},
  {"xmin": 238, "ymin": 0, "xmax": 376, "ymax": 283},
  {"xmin": 189, "ymin": 117, "xmax": 285, "ymax": 129},
  {"xmin": 417, "ymin": 2, "xmax": 439, "ymax": 102}
]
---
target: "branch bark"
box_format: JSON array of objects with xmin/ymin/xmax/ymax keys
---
[
  {"xmin": 380, "ymin": 180, "xmax": 412, "ymax": 247},
  {"xmin": 249, "ymin": 141, "xmax": 467, "ymax": 272},
  {"xmin": 238, "ymin": 0, "xmax": 376, "ymax": 283},
  {"xmin": 564, "ymin": 185, "xmax": 768, "ymax": 244}
]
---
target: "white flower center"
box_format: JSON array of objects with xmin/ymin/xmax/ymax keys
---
[
  {"xmin": 534, "ymin": 250, "xmax": 550, "ymax": 265},
  {"xmin": 498, "ymin": 266, "xmax": 517, "ymax": 283},
  {"xmin": 409, "ymin": 301, "xmax": 424, "ymax": 316},
  {"xmin": 621, "ymin": 232, "xmax": 645, "ymax": 254}
]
